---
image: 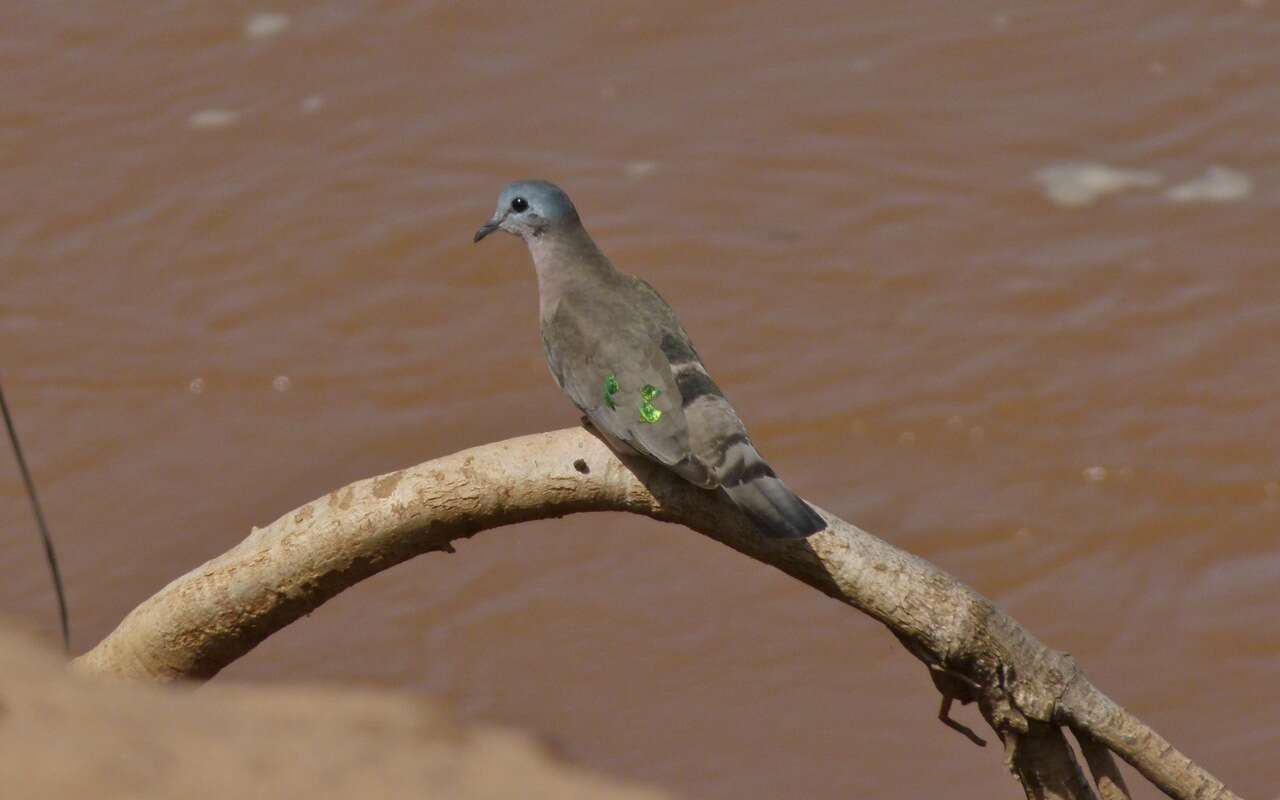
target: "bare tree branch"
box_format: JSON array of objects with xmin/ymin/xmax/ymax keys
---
[
  {"xmin": 1000, "ymin": 720, "xmax": 1097, "ymax": 800},
  {"xmin": 72, "ymin": 427, "xmax": 1239, "ymax": 800},
  {"xmin": 1078, "ymin": 730, "xmax": 1133, "ymax": 800}
]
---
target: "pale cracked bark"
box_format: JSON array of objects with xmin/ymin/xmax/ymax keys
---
[{"xmin": 73, "ymin": 428, "xmax": 1239, "ymax": 800}]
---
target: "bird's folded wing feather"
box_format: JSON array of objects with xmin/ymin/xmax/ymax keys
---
[{"xmin": 543, "ymin": 287, "xmax": 693, "ymax": 468}]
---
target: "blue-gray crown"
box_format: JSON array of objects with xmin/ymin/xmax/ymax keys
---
[{"xmin": 498, "ymin": 180, "xmax": 578, "ymax": 223}]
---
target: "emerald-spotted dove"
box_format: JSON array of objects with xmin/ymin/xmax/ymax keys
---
[{"xmin": 474, "ymin": 180, "xmax": 825, "ymax": 539}]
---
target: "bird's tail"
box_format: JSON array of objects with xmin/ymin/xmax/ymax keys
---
[{"xmin": 718, "ymin": 442, "xmax": 825, "ymax": 539}]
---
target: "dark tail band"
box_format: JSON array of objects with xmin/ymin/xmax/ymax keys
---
[{"xmin": 722, "ymin": 472, "xmax": 825, "ymax": 539}]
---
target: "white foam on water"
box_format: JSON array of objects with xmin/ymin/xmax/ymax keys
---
[
  {"xmin": 300, "ymin": 95, "xmax": 326, "ymax": 114},
  {"xmin": 1035, "ymin": 162, "xmax": 1163, "ymax": 207},
  {"xmin": 187, "ymin": 109, "xmax": 241, "ymax": 130},
  {"xmin": 1165, "ymin": 165, "xmax": 1252, "ymax": 203},
  {"xmin": 1083, "ymin": 466, "xmax": 1108, "ymax": 482},
  {"xmin": 245, "ymin": 12, "xmax": 290, "ymax": 40},
  {"xmin": 272, "ymin": 375, "xmax": 291, "ymax": 393},
  {"xmin": 188, "ymin": 378, "xmax": 205, "ymax": 395},
  {"xmin": 624, "ymin": 161, "xmax": 657, "ymax": 178}
]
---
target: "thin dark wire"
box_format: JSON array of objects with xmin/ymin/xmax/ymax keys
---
[{"xmin": 0, "ymin": 381, "xmax": 70, "ymax": 653}]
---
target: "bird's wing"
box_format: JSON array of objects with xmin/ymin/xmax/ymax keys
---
[
  {"xmin": 624, "ymin": 285, "xmax": 825, "ymax": 538},
  {"xmin": 542, "ymin": 281, "xmax": 700, "ymax": 472},
  {"xmin": 543, "ymin": 278, "xmax": 825, "ymax": 538}
]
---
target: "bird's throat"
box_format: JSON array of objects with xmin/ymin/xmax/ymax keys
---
[{"xmin": 527, "ymin": 228, "xmax": 617, "ymax": 321}]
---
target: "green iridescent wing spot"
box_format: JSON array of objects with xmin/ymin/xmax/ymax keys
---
[
  {"xmin": 603, "ymin": 374, "xmax": 620, "ymax": 410},
  {"xmin": 639, "ymin": 402, "xmax": 663, "ymax": 424},
  {"xmin": 638, "ymin": 384, "xmax": 663, "ymax": 424}
]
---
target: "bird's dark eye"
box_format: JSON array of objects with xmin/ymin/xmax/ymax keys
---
[{"xmin": 510, "ymin": 197, "xmax": 529, "ymax": 213}]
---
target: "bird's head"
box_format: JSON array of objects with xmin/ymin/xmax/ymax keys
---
[{"xmin": 474, "ymin": 180, "xmax": 580, "ymax": 244}]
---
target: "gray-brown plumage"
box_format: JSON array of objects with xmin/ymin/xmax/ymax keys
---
[{"xmin": 474, "ymin": 180, "xmax": 825, "ymax": 538}]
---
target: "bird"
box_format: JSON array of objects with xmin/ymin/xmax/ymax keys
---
[{"xmin": 474, "ymin": 180, "xmax": 825, "ymax": 539}]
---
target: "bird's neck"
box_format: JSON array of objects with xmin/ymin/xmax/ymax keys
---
[{"xmin": 527, "ymin": 226, "xmax": 618, "ymax": 319}]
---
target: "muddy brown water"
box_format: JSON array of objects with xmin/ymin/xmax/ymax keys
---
[{"xmin": 2, "ymin": 4, "xmax": 1277, "ymax": 797}]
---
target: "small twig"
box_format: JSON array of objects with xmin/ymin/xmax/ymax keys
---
[
  {"xmin": 918, "ymin": 655, "xmax": 988, "ymax": 747},
  {"xmin": 0, "ymin": 381, "xmax": 70, "ymax": 653},
  {"xmin": 939, "ymin": 694, "xmax": 988, "ymax": 748}
]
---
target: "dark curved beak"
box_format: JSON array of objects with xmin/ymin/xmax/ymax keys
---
[{"xmin": 473, "ymin": 220, "xmax": 500, "ymax": 243}]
